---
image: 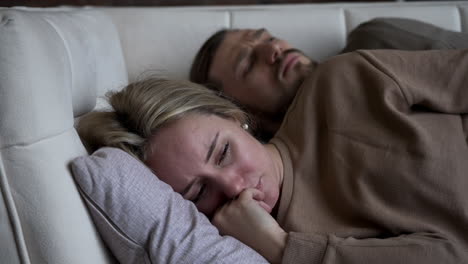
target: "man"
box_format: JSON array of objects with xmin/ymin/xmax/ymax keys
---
[
  {"xmin": 191, "ymin": 27, "xmax": 313, "ymax": 140},
  {"xmin": 190, "ymin": 18, "xmax": 468, "ymax": 141}
]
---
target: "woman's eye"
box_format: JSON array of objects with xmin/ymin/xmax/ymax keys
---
[
  {"xmin": 269, "ymin": 37, "xmax": 275, "ymax": 42},
  {"xmin": 217, "ymin": 142, "xmax": 230, "ymax": 166},
  {"xmin": 192, "ymin": 184, "xmax": 206, "ymax": 204}
]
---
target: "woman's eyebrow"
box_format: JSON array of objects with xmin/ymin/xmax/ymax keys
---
[
  {"xmin": 181, "ymin": 180, "xmax": 194, "ymax": 197},
  {"xmin": 205, "ymin": 131, "xmax": 219, "ymax": 163},
  {"xmin": 181, "ymin": 178, "xmax": 200, "ymax": 198},
  {"xmin": 181, "ymin": 131, "xmax": 219, "ymax": 198}
]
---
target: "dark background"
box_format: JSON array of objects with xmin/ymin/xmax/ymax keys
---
[{"xmin": 2, "ymin": 0, "xmax": 392, "ymax": 7}]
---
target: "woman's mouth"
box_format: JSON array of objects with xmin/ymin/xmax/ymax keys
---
[
  {"xmin": 255, "ymin": 176, "xmax": 263, "ymax": 191},
  {"xmin": 255, "ymin": 177, "xmax": 272, "ymax": 213}
]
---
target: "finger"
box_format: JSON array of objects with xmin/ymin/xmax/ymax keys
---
[
  {"xmin": 239, "ymin": 188, "xmax": 264, "ymax": 201},
  {"xmin": 213, "ymin": 199, "xmax": 231, "ymax": 216},
  {"xmin": 256, "ymin": 200, "xmax": 272, "ymax": 213},
  {"xmin": 238, "ymin": 189, "xmax": 271, "ymax": 213},
  {"xmin": 251, "ymin": 189, "xmax": 265, "ymax": 202},
  {"xmin": 212, "ymin": 205, "xmax": 230, "ymax": 228}
]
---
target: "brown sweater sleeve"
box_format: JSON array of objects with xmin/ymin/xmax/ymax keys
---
[
  {"xmin": 282, "ymin": 232, "xmax": 457, "ymax": 264},
  {"xmin": 358, "ymin": 49, "xmax": 468, "ymax": 114}
]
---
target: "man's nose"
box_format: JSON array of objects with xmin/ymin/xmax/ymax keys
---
[{"xmin": 256, "ymin": 41, "xmax": 282, "ymax": 64}]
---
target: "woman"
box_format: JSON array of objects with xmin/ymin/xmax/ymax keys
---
[
  {"xmin": 79, "ymin": 46, "xmax": 468, "ymax": 264},
  {"xmin": 78, "ymin": 77, "xmax": 286, "ymax": 262}
]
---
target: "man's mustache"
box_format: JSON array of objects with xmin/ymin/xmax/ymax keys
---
[
  {"xmin": 276, "ymin": 48, "xmax": 308, "ymax": 75},
  {"xmin": 283, "ymin": 48, "xmax": 308, "ymax": 58}
]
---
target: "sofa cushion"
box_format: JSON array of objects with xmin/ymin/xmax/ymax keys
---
[
  {"xmin": 0, "ymin": 9, "xmax": 127, "ymax": 148},
  {"xmin": 39, "ymin": 10, "xmax": 129, "ymax": 114},
  {"xmin": 0, "ymin": 9, "xmax": 128, "ymax": 264},
  {"xmin": 105, "ymin": 8, "xmax": 228, "ymax": 82},
  {"xmin": 70, "ymin": 147, "xmax": 268, "ymax": 264}
]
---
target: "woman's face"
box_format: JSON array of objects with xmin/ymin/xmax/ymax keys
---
[{"xmin": 146, "ymin": 113, "xmax": 282, "ymax": 217}]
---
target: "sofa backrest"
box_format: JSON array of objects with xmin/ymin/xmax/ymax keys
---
[
  {"xmin": 102, "ymin": 1, "xmax": 468, "ymax": 86},
  {"xmin": 1, "ymin": 2, "xmax": 468, "ymax": 264},
  {"xmin": 0, "ymin": 9, "xmax": 126, "ymax": 264}
]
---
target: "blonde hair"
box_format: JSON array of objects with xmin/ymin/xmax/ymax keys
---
[{"xmin": 77, "ymin": 77, "xmax": 247, "ymax": 161}]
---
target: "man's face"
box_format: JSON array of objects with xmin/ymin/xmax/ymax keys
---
[{"xmin": 209, "ymin": 28, "xmax": 312, "ymax": 117}]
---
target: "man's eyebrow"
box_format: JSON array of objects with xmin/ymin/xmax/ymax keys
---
[
  {"xmin": 232, "ymin": 28, "xmax": 267, "ymax": 75},
  {"xmin": 252, "ymin": 28, "xmax": 266, "ymax": 41},
  {"xmin": 205, "ymin": 131, "xmax": 219, "ymax": 163}
]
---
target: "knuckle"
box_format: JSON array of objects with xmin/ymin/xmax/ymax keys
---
[{"xmin": 212, "ymin": 213, "xmax": 222, "ymax": 225}]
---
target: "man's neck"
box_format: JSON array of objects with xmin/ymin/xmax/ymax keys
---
[
  {"xmin": 251, "ymin": 112, "xmax": 283, "ymax": 142},
  {"xmin": 253, "ymin": 60, "xmax": 318, "ymax": 141}
]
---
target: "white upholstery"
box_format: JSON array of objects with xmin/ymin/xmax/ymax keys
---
[
  {"xmin": 230, "ymin": 8, "xmax": 347, "ymax": 62},
  {"xmin": 0, "ymin": 9, "xmax": 125, "ymax": 264},
  {"xmin": 1, "ymin": 2, "xmax": 468, "ymax": 263},
  {"xmin": 105, "ymin": 8, "xmax": 229, "ymax": 81},
  {"xmin": 102, "ymin": 1, "xmax": 468, "ymax": 81}
]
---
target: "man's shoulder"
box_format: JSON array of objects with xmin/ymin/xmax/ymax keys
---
[
  {"xmin": 318, "ymin": 49, "xmax": 411, "ymax": 72},
  {"xmin": 296, "ymin": 52, "xmax": 368, "ymax": 97},
  {"xmin": 349, "ymin": 17, "xmax": 437, "ymax": 38},
  {"xmin": 343, "ymin": 17, "xmax": 463, "ymax": 53},
  {"xmin": 300, "ymin": 50, "xmax": 396, "ymax": 89},
  {"xmin": 315, "ymin": 52, "xmax": 367, "ymax": 73}
]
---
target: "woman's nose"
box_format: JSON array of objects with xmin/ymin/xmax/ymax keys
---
[{"xmin": 217, "ymin": 171, "xmax": 245, "ymax": 198}]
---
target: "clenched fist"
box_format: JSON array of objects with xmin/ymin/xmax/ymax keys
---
[{"xmin": 212, "ymin": 188, "xmax": 287, "ymax": 264}]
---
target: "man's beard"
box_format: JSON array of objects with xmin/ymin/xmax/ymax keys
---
[
  {"xmin": 275, "ymin": 48, "xmax": 313, "ymax": 79},
  {"xmin": 275, "ymin": 48, "xmax": 314, "ymax": 114}
]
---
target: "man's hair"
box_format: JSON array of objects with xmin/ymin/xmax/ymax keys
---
[
  {"xmin": 190, "ymin": 29, "xmax": 230, "ymax": 91},
  {"xmin": 77, "ymin": 77, "xmax": 246, "ymax": 162}
]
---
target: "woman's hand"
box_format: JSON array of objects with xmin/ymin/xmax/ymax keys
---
[{"xmin": 212, "ymin": 188, "xmax": 287, "ymax": 264}]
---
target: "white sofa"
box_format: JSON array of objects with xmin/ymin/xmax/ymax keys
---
[{"xmin": 1, "ymin": 2, "xmax": 468, "ymax": 263}]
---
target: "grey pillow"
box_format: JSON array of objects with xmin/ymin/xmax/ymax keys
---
[{"xmin": 70, "ymin": 147, "xmax": 267, "ymax": 264}]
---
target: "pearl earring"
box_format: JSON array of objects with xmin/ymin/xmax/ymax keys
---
[{"xmin": 241, "ymin": 123, "xmax": 249, "ymax": 130}]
